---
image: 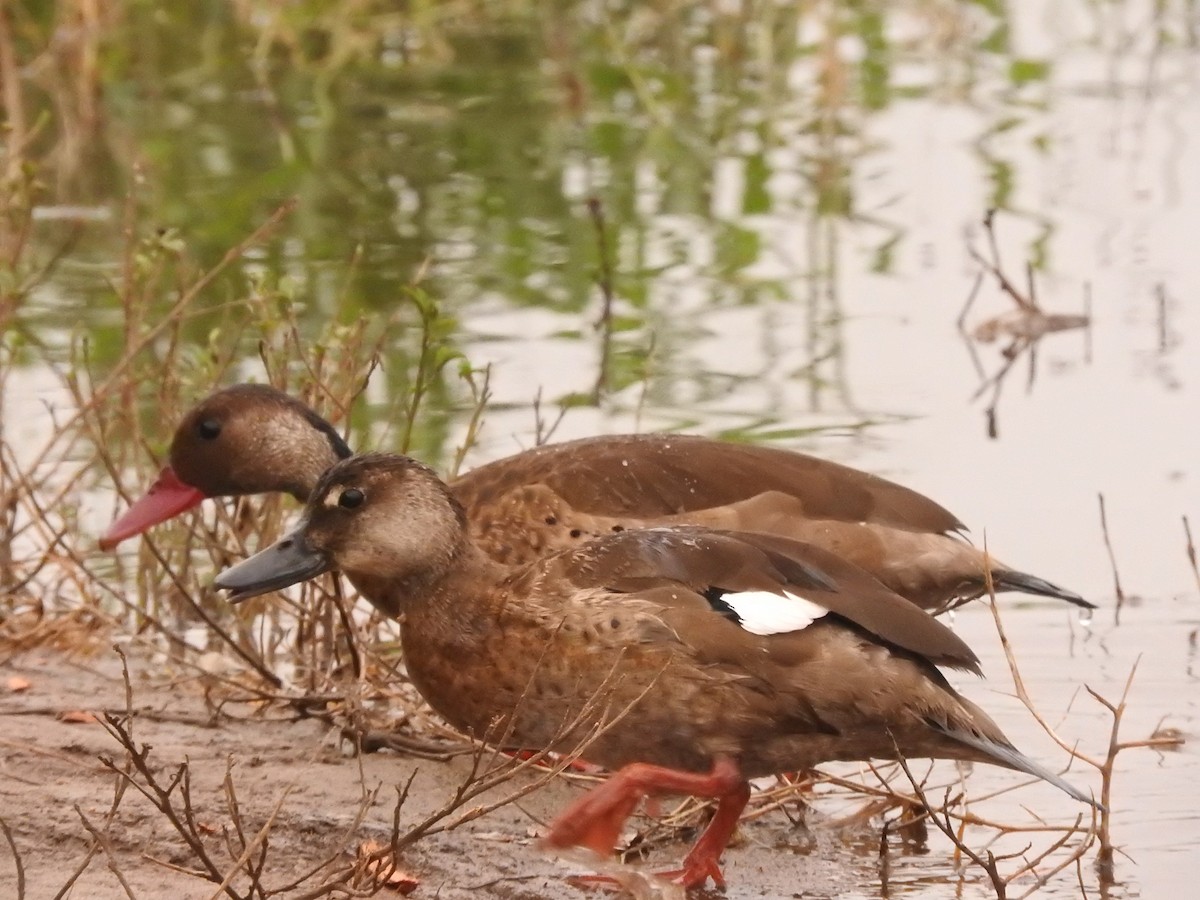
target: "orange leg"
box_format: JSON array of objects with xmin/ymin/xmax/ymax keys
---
[
  {"xmin": 501, "ymin": 749, "xmax": 605, "ymax": 774},
  {"xmin": 542, "ymin": 755, "xmax": 749, "ymax": 889}
]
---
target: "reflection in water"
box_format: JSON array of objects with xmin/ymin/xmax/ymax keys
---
[{"xmin": 957, "ymin": 211, "xmax": 1091, "ymax": 439}]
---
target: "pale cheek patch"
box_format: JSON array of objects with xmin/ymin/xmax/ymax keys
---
[
  {"xmin": 320, "ymin": 490, "xmax": 346, "ymax": 509},
  {"xmin": 721, "ymin": 590, "xmax": 830, "ymax": 636}
]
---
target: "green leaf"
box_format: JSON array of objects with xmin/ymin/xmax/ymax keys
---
[{"xmin": 1009, "ymin": 58, "xmax": 1050, "ymax": 86}]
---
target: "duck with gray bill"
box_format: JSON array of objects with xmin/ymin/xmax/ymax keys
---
[{"xmin": 215, "ymin": 452, "xmax": 1097, "ymax": 889}]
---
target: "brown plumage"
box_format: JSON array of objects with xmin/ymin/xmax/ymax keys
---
[
  {"xmin": 214, "ymin": 453, "xmax": 1095, "ymax": 889},
  {"xmin": 101, "ymin": 384, "xmax": 1089, "ymax": 614}
]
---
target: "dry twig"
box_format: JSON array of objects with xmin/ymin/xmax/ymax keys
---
[
  {"xmin": 0, "ymin": 816, "xmax": 25, "ymax": 900},
  {"xmin": 1097, "ymin": 493, "xmax": 1128, "ymax": 623}
]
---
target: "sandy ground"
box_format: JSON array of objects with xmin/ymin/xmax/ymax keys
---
[{"xmin": 0, "ymin": 647, "xmax": 859, "ymax": 900}]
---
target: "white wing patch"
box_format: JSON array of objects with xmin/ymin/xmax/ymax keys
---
[{"xmin": 721, "ymin": 590, "xmax": 830, "ymax": 636}]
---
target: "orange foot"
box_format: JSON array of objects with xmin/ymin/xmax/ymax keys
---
[{"xmin": 542, "ymin": 755, "xmax": 751, "ymax": 890}]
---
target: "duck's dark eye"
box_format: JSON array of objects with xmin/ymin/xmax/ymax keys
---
[
  {"xmin": 197, "ymin": 418, "xmax": 221, "ymax": 440},
  {"xmin": 338, "ymin": 488, "xmax": 364, "ymax": 509}
]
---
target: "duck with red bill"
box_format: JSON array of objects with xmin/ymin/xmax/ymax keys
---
[{"xmin": 99, "ymin": 467, "xmax": 206, "ymax": 551}]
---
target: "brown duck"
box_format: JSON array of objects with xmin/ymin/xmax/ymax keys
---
[
  {"xmin": 101, "ymin": 383, "xmax": 1090, "ymax": 614},
  {"xmin": 214, "ymin": 453, "xmax": 1095, "ymax": 889}
]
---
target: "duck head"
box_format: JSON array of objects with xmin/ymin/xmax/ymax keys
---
[
  {"xmin": 99, "ymin": 384, "xmax": 351, "ymax": 550},
  {"xmin": 214, "ymin": 453, "xmax": 468, "ymax": 605}
]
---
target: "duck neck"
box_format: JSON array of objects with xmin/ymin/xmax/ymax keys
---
[
  {"xmin": 349, "ymin": 530, "xmax": 510, "ymax": 627},
  {"xmin": 293, "ymin": 409, "xmax": 353, "ymax": 498},
  {"xmin": 415, "ymin": 542, "xmax": 511, "ymax": 646},
  {"xmin": 253, "ymin": 407, "xmax": 353, "ymax": 502},
  {"xmin": 290, "ymin": 438, "xmax": 352, "ymax": 503}
]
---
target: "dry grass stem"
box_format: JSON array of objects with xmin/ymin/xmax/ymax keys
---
[
  {"xmin": 0, "ymin": 816, "xmax": 26, "ymax": 900},
  {"xmin": 894, "ymin": 756, "xmax": 1010, "ymax": 899},
  {"xmin": 73, "ymin": 806, "xmax": 138, "ymax": 900},
  {"xmin": 587, "ymin": 195, "xmax": 616, "ymax": 403},
  {"xmin": 531, "ymin": 385, "xmax": 568, "ymax": 447},
  {"xmin": 1096, "ymin": 493, "xmax": 1128, "ymax": 622},
  {"xmin": 1183, "ymin": 515, "xmax": 1200, "ymax": 595}
]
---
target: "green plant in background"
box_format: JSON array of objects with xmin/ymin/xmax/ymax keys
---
[{"xmin": 395, "ymin": 284, "xmax": 465, "ymax": 454}]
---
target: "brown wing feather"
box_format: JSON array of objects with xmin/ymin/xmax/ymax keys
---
[
  {"xmin": 451, "ymin": 434, "xmax": 964, "ymax": 534},
  {"xmin": 542, "ymin": 527, "xmax": 981, "ymax": 673}
]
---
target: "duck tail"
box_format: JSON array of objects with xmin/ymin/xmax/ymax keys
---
[
  {"xmin": 993, "ymin": 569, "xmax": 1094, "ymax": 610},
  {"xmin": 940, "ymin": 726, "xmax": 1101, "ymax": 810}
]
